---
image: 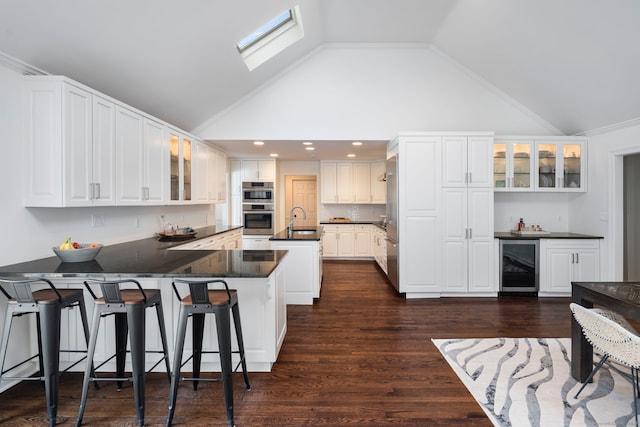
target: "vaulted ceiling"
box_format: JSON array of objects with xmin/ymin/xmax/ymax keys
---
[{"xmin": 1, "ymin": 0, "xmax": 638, "ymax": 158}]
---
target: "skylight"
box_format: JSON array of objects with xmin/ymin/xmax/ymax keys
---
[
  {"xmin": 237, "ymin": 5, "xmax": 304, "ymax": 71},
  {"xmin": 237, "ymin": 10, "xmax": 293, "ymax": 53}
]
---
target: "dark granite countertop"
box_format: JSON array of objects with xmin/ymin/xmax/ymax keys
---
[
  {"xmin": 270, "ymin": 226, "xmax": 322, "ymax": 241},
  {"xmin": 0, "ymin": 225, "xmax": 287, "ymax": 279},
  {"xmin": 495, "ymin": 232, "xmax": 603, "ymax": 240}
]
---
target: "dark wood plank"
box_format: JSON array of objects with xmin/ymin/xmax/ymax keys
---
[{"xmin": 0, "ymin": 260, "xmax": 572, "ymax": 426}]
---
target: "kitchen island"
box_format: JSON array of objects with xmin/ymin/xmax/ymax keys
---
[
  {"xmin": 0, "ymin": 226, "xmax": 288, "ymax": 372},
  {"xmin": 270, "ymin": 226, "xmax": 323, "ymax": 305}
]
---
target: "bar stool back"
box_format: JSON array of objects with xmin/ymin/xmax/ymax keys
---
[
  {"xmin": 76, "ymin": 279, "xmax": 171, "ymax": 427},
  {"xmin": 0, "ymin": 277, "xmax": 93, "ymax": 427},
  {"xmin": 166, "ymin": 279, "xmax": 251, "ymax": 427}
]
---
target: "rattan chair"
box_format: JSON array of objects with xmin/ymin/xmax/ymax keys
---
[{"xmin": 570, "ymin": 302, "xmax": 640, "ymax": 426}]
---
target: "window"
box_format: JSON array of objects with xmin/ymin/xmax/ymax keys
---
[{"xmin": 237, "ymin": 5, "xmax": 304, "ymax": 71}]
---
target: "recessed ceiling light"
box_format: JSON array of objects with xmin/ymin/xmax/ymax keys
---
[
  {"xmin": 302, "ymin": 141, "xmax": 313, "ymax": 145},
  {"xmin": 347, "ymin": 154, "xmax": 356, "ymax": 158},
  {"xmin": 352, "ymin": 141, "xmax": 363, "ymax": 146},
  {"xmin": 253, "ymin": 141, "xmax": 264, "ymax": 146},
  {"xmin": 305, "ymin": 147, "xmax": 315, "ymax": 151},
  {"xmin": 270, "ymin": 153, "xmax": 278, "ymax": 157}
]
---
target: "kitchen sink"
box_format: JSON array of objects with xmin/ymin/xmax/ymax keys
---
[{"xmin": 292, "ymin": 230, "xmax": 316, "ymax": 235}]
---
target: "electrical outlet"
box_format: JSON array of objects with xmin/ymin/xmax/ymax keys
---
[{"xmin": 91, "ymin": 214, "xmax": 104, "ymax": 227}]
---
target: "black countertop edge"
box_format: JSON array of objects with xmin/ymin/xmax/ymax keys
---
[
  {"xmin": 494, "ymin": 232, "xmax": 603, "ymax": 240},
  {"xmin": 0, "ymin": 223, "xmax": 288, "ymax": 279},
  {"xmin": 156, "ymin": 224, "xmax": 243, "ymax": 244}
]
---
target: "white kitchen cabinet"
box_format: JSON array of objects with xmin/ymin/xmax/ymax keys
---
[
  {"xmin": 370, "ymin": 161, "xmax": 387, "ymax": 204},
  {"xmin": 442, "ymin": 188, "xmax": 494, "ymax": 293},
  {"xmin": 116, "ymin": 108, "xmax": 167, "ymax": 205},
  {"xmin": 321, "ymin": 161, "xmax": 384, "ymax": 204},
  {"xmin": 321, "ymin": 224, "xmax": 355, "ymax": 257},
  {"xmin": 396, "ymin": 134, "xmax": 442, "ymax": 294},
  {"xmin": 394, "ymin": 132, "xmax": 494, "ymax": 296},
  {"xmin": 442, "ymin": 136, "xmax": 493, "ymax": 188},
  {"xmin": 24, "ymin": 75, "xmax": 217, "ymax": 207},
  {"xmin": 212, "ymin": 148, "xmax": 227, "ymax": 203},
  {"xmin": 371, "ymin": 226, "xmax": 387, "ymax": 273},
  {"xmin": 170, "ymin": 229, "xmax": 242, "ymax": 250},
  {"xmin": 540, "ymin": 239, "xmax": 600, "ymax": 295},
  {"xmin": 270, "ymin": 239, "xmax": 322, "ymax": 305},
  {"xmin": 24, "ymin": 78, "xmax": 116, "ymax": 207},
  {"xmin": 320, "ymin": 162, "xmax": 353, "ymax": 203},
  {"xmin": 241, "ymin": 159, "xmax": 275, "ymax": 182},
  {"xmin": 535, "ymin": 139, "xmax": 587, "ymax": 192},
  {"xmin": 193, "ymin": 143, "xmax": 227, "ymax": 203},
  {"xmin": 242, "ymin": 236, "xmax": 272, "ymax": 250},
  {"xmin": 353, "ymin": 224, "xmax": 371, "ymax": 257},
  {"xmin": 167, "ymin": 129, "xmax": 192, "ymax": 203},
  {"xmin": 352, "ymin": 163, "xmax": 371, "ymax": 203},
  {"xmin": 194, "ymin": 141, "xmax": 210, "ymax": 203},
  {"xmin": 493, "ymin": 139, "xmax": 534, "ymax": 192}
]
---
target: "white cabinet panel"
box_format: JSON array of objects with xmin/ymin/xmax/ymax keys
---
[
  {"xmin": 241, "ymin": 159, "xmax": 275, "ymax": 181},
  {"xmin": 540, "ymin": 239, "xmax": 600, "ymax": 295},
  {"xmin": 370, "ymin": 161, "xmax": 386, "ymax": 204},
  {"xmin": 24, "ymin": 79, "xmax": 116, "ymax": 207},
  {"xmin": 352, "ymin": 163, "xmax": 371, "ymax": 203},
  {"xmin": 353, "ymin": 225, "xmax": 371, "ymax": 257},
  {"xmin": 443, "ymin": 136, "xmax": 493, "ymax": 188},
  {"xmin": 320, "ymin": 161, "xmax": 384, "ymax": 204}
]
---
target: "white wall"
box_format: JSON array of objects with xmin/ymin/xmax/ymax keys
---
[
  {"xmin": 0, "ymin": 64, "xmax": 218, "ymax": 266},
  {"xmin": 195, "ymin": 45, "xmax": 558, "ymax": 140},
  {"xmin": 494, "ymin": 193, "xmax": 570, "ymax": 232},
  {"xmin": 570, "ymin": 122, "xmax": 640, "ymax": 280}
]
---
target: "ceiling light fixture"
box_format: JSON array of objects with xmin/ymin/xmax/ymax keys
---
[
  {"xmin": 352, "ymin": 141, "xmax": 363, "ymax": 146},
  {"xmin": 347, "ymin": 154, "xmax": 356, "ymax": 158},
  {"xmin": 253, "ymin": 141, "xmax": 264, "ymax": 146},
  {"xmin": 302, "ymin": 141, "xmax": 313, "ymax": 145},
  {"xmin": 305, "ymin": 147, "xmax": 315, "ymax": 151},
  {"xmin": 270, "ymin": 153, "xmax": 278, "ymax": 157}
]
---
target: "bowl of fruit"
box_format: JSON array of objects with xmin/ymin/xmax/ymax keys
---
[{"xmin": 52, "ymin": 238, "xmax": 103, "ymax": 263}]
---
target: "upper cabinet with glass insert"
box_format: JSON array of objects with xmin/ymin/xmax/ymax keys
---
[
  {"xmin": 535, "ymin": 139, "xmax": 587, "ymax": 192},
  {"xmin": 493, "ymin": 137, "xmax": 587, "ymax": 192},
  {"xmin": 169, "ymin": 130, "xmax": 192, "ymax": 202},
  {"xmin": 493, "ymin": 139, "xmax": 534, "ymax": 192}
]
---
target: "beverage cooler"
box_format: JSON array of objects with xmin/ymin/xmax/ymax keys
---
[{"xmin": 499, "ymin": 239, "xmax": 539, "ymax": 295}]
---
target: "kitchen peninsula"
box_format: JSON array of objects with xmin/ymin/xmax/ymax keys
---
[
  {"xmin": 0, "ymin": 225, "xmax": 288, "ymax": 372},
  {"xmin": 270, "ymin": 226, "xmax": 323, "ymax": 305}
]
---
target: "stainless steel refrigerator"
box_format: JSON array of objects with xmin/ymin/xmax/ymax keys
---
[{"xmin": 386, "ymin": 155, "xmax": 399, "ymax": 292}]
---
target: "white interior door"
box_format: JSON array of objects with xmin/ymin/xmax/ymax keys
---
[{"xmin": 288, "ymin": 177, "xmax": 317, "ymax": 228}]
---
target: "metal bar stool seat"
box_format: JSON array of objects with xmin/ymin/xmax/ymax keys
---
[
  {"xmin": 166, "ymin": 279, "xmax": 251, "ymax": 427},
  {"xmin": 0, "ymin": 278, "xmax": 94, "ymax": 427},
  {"xmin": 76, "ymin": 279, "xmax": 171, "ymax": 427}
]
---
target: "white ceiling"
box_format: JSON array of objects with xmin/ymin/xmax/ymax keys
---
[{"xmin": 1, "ymin": 0, "xmax": 638, "ymax": 160}]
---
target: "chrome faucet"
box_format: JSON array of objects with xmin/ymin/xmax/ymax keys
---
[{"xmin": 288, "ymin": 206, "xmax": 307, "ymax": 235}]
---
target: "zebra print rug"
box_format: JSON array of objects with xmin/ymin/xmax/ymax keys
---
[{"xmin": 433, "ymin": 338, "xmax": 637, "ymax": 427}]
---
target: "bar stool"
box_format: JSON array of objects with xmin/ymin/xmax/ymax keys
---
[
  {"xmin": 166, "ymin": 279, "xmax": 251, "ymax": 427},
  {"xmin": 0, "ymin": 277, "xmax": 93, "ymax": 427},
  {"xmin": 76, "ymin": 279, "xmax": 171, "ymax": 427}
]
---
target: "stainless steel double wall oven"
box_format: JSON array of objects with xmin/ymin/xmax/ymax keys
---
[{"xmin": 242, "ymin": 182, "xmax": 274, "ymax": 235}]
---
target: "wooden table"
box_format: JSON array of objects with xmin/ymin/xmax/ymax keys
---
[{"xmin": 571, "ymin": 281, "xmax": 640, "ymax": 381}]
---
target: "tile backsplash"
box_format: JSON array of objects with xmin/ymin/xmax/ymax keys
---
[{"xmin": 320, "ymin": 204, "xmax": 386, "ymax": 222}]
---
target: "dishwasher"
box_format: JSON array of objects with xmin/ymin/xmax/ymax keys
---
[{"xmin": 499, "ymin": 239, "xmax": 539, "ymax": 295}]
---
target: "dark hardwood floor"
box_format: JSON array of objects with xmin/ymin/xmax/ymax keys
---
[{"xmin": 0, "ymin": 260, "xmax": 572, "ymax": 426}]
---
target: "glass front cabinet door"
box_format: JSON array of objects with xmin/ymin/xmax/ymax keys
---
[
  {"xmin": 169, "ymin": 131, "xmax": 192, "ymax": 202},
  {"xmin": 535, "ymin": 140, "xmax": 586, "ymax": 192},
  {"xmin": 493, "ymin": 140, "xmax": 534, "ymax": 192}
]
